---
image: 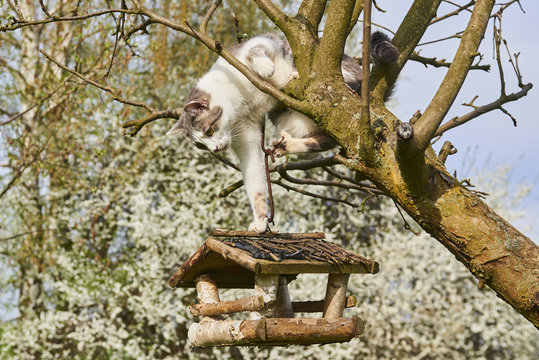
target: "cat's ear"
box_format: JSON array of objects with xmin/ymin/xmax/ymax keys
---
[
  {"xmin": 166, "ymin": 118, "xmax": 186, "ymax": 136},
  {"xmin": 184, "ymin": 100, "xmax": 208, "ymax": 114}
]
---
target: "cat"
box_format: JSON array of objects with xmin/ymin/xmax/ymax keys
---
[{"xmin": 167, "ymin": 32, "xmax": 399, "ymax": 233}]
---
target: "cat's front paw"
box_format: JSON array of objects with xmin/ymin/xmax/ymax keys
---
[
  {"xmin": 288, "ymin": 71, "xmax": 299, "ymax": 81},
  {"xmin": 251, "ymin": 57, "xmax": 275, "ymax": 78},
  {"xmin": 249, "ymin": 217, "xmax": 269, "ymax": 233},
  {"xmin": 272, "ymin": 131, "xmax": 293, "ymax": 157}
]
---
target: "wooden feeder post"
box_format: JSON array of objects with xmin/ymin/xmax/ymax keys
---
[
  {"xmin": 323, "ymin": 274, "xmax": 351, "ymax": 318},
  {"xmin": 169, "ymin": 230, "xmax": 379, "ymax": 347}
]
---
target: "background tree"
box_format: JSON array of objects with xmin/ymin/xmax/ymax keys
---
[{"xmin": 1, "ymin": 0, "xmax": 537, "ymax": 358}]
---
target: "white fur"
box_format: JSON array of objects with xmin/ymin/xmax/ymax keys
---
[{"xmin": 183, "ymin": 36, "xmax": 325, "ymax": 232}]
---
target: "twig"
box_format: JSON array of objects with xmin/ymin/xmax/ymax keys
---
[
  {"xmin": 0, "ymin": 74, "xmax": 75, "ymax": 127},
  {"xmin": 200, "ymin": 0, "xmax": 223, "ymax": 35},
  {"xmin": 273, "ymin": 179, "xmax": 358, "ymax": 208},
  {"xmin": 431, "ymin": 0, "xmax": 475, "ymax": 25},
  {"xmin": 418, "ymin": 31, "xmax": 463, "ymax": 46},
  {"xmin": 434, "ymin": 14, "xmax": 533, "ymax": 137},
  {"xmin": 121, "ymin": 108, "xmax": 182, "ymax": 136},
  {"xmin": 393, "ymin": 200, "xmax": 420, "ymax": 235},
  {"xmin": 409, "ymin": 52, "xmax": 490, "ymax": 71},
  {"xmin": 278, "ymin": 169, "xmax": 382, "ymax": 194},
  {"xmin": 39, "ymin": 49, "xmax": 154, "ymax": 112},
  {"xmin": 414, "ymin": 0, "xmax": 495, "ymax": 152}
]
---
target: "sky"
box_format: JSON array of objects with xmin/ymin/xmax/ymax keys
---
[{"xmin": 370, "ymin": 1, "xmax": 538, "ymax": 240}]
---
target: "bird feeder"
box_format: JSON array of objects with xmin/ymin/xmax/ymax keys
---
[{"xmin": 168, "ymin": 230, "xmax": 379, "ymax": 347}]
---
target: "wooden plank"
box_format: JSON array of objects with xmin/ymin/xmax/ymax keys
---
[
  {"xmin": 257, "ymin": 259, "xmax": 376, "ymax": 275},
  {"xmin": 205, "ymin": 237, "xmax": 259, "ymax": 272},
  {"xmin": 168, "ymin": 243, "xmax": 210, "ymax": 287},
  {"xmin": 292, "ymin": 295, "xmax": 357, "ymax": 313},
  {"xmin": 209, "ymin": 229, "xmax": 326, "ymax": 239},
  {"xmin": 189, "ymin": 295, "xmax": 266, "ymax": 316}
]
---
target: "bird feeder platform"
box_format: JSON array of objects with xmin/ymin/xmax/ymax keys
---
[{"xmin": 169, "ymin": 230, "xmax": 379, "ymax": 347}]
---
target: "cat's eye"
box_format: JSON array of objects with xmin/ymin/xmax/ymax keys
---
[{"xmin": 205, "ymin": 128, "xmax": 214, "ymax": 137}]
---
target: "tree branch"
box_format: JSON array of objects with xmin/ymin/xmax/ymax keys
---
[
  {"xmin": 314, "ymin": 0, "xmax": 355, "ymax": 77},
  {"xmin": 200, "ymin": 0, "xmax": 223, "ymax": 35},
  {"xmin": 431, "ymin": 0, "xmax": 475, "ymax": 25},
  {"xmin": 252, "ymin": 0, "xmax": 291, "ymax": 34},
  {"xmin": 122, "ymin": 108, "xmax": 183, "ymax": 136},
  {"xmin": 359, "ymin": 0, "xmax": 376, "ymax": 159},
  {"xmin": 409, "ymin": 52, "xmax": 491, "ymax": 71},
  {"xmin": 296, "ymin": 0, "xmax": 327, "ymax": 33},
  {"xmin": 39, "ymin": 49, "xmax": 155, "ymax": 112},
  {"xmin": 414, "ymin": 0, "xmax": 495, "ymax": 151}
]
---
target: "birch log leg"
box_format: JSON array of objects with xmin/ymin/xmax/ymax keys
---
[
  {"xmin": 249, "ymin": 274, "xmax": 279, "ymax": 319},
  {"xmin": 274, "ymin": 275, "xmax": 294, "ymax": 318},
  {"xmin": 323, "ymin": 274, "xmax": 350, "ymax": 318},
  {"xmin": 195, "ymin": 274, "xmax": 224, "ymax": 321}
]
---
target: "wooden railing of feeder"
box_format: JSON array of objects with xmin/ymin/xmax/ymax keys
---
[{"xmin": 169, "ymin": 230, "xmax": 379, "ymax": 347}]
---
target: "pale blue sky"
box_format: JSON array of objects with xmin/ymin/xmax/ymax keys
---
[{"xmin": 371, "ymin": 1, "xmax": 538, "ymax": 240}]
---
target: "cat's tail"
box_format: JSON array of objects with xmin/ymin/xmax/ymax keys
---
[{"xmin": 371, "ymin": 31, "xmax": 399, "ymax": 64}]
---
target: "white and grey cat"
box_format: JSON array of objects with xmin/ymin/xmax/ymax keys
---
[{"xmin": 167, "ymin": 32, "xmax": 398, "ymax": 233}]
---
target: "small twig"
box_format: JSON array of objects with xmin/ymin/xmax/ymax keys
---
[
  {"xmin": 0, "ymin": 74, "xmax": 75, "ymax": 127},
  {"xmin": 278, "ymin": 169, "xmax": 383, "ymax": 194},
  {"xmin": 274, "ymin": 179, "xmax": 358, "ymax": 208},
  {"xmin": 200, "ymin": 0, "xmax": 222, "ymax": 35},
  {"xmin": 219, "ymin": 155, "xmax": 341, "ymax": 197},
  {"xmin": 40, "ymin": 49, "xmax": 154, "ymax": 112},
  {"xmin": 393, "ymin": 200, "xmax": 420, "ymax": 236},
  {"xmin": 121, "ymin": 108, "xmax": 182, "ymax": 136},
  {"xmin": 431, "ymin": 1, "xmax": 475, "ymax": 25},
  {"xmin": 418, "ymin": 31, "xmax": 464, "ymax": 46},
  {"xmin": 409, "ymin": 52, "xmax": 490, "ymax": 72}
]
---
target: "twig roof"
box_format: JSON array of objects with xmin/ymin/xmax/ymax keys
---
[{"xmin": 168, "ymin": 230, "xmax": 379, "ymax": 289}]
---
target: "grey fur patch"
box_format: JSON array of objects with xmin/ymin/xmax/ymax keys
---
[
  {"xmin": 172, "ymin": 88, "xmax": 223, "ymax": 137},
  {"xmin": 342, "ymin": 55, "xmax": 363, "ymax": 93}
]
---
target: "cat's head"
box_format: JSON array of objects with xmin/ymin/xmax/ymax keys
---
[{"xmin": 167, "ymin": 88, "xmax": 229, "ymax": 153}]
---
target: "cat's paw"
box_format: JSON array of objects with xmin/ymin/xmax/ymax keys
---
[
  {"xmin": 251, "ymin": 57, "xmax": 275, "ymax": 78},
  {"xmin": 288, "ymin": 71, "xmax": 299, "ymax": 81},
  {"xmin": 272, "ymin": 131, "xmax": 293, "ymax": 157},
  {"xmin": 249, "ymin": 217, "xmax": 269, "ymax": 233}
]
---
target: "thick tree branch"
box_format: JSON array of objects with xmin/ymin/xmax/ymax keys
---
[
  {"xmin": 414, "ymin": 0, "xmax": 495, "ymax": 151},
  {"xmin": 252, "ymin": 0, "xmax": 291, "ymax": 34},
  {"xmin": 296, "ymin": 0, "xmax": 327, "ymax": 33},
  {"xmin": 347, "ymin": 1, "xmax": 364, "ymax": 35},
  {"xmin": 314, "ymin": 0, "xmax": 355, "ymax": 77}
]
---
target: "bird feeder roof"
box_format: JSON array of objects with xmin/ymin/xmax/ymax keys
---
[{"xmin": 169, "ymin": 230, "xmax": 379, "ymax": 289}]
